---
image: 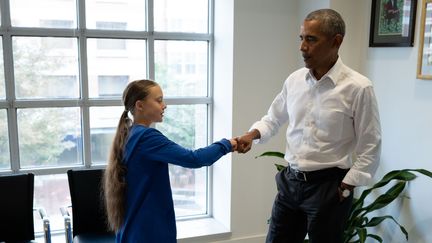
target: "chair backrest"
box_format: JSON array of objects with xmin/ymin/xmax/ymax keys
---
[
  {"xmin": 67, "ymin": 169, "xmax": 110, "ymax": 237},
  {"xmin": 0, "ymin": 173, "xmax": 35, "ymax": 242}
]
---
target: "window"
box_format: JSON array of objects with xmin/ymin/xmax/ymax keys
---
[
  {"xmin": 95, "ymin": 22, "xmax": 127, "ymax": 50},
  {"xmin": 43, "ymin": 75, "xmax": 78, "ymax": 98},
  {"xmin": 96, "ymin": 21, "xmax": 127, "ymax": 30},
  {"xmin": 0, "ymin": 40, "xmax": 5, "ymax": 99},
  {"xmin": 39, "ymin": 19, "xmax": 74, "ymax": 29},
  {"xmin": 97, "ymin": 75, "xmax": 129, "ymax": 97},
  {"xmin": 1, "ymin": 0, "xmax": 213, "ymax": 236},
  {"xmin": 96, "ymin": 38, "xmax": 127, "ymax": 50},
  {"xmin": 0, "ymin": 110, "xmax": 9, "ymax": 170},
  {"xmin": 10, "ymin": 0, "xmax": 77, "ymax": 28}
]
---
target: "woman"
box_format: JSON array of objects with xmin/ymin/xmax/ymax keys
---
[{"xmin": 103, "ymin": 79, "xmax": 236, "ymax": 243}]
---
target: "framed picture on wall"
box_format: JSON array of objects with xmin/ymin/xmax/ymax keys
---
[
  {"xmin": 417, "ymin": 0, "xmax": 432, "ymax": 79},
  {"xmin": 369, "ymin": 0, "xmax": 418, "ymax": 47}
]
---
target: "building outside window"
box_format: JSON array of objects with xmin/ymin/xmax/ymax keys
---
[{"xmin": 0, "ymin": 0, "xmax": 213, "ymax": 238}]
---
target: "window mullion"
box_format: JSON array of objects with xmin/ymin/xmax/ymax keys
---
[
  {"xmin": 2, "ymin": 0, "xmax": 20, "ymax": 172},
  {"xmin": 147, "ymin": 0, "xmax": 155, "ymax": 80},
  {"xmin": 6, "ymin": 108, "xmax": 19, "ymax": 172},
  {"xmin": 207, "ymin": 0, "xmax": 215, "ymax": 220},
  {"xmin": 0, "ymin": 0, "xmax": 11, "ymax": 27},
  {"xmin": 77, "ymin": 0, "xmax": 91, "ymax": 167}
]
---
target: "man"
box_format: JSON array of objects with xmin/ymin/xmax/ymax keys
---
[{"xmin": 237, "ymin": 9, "xmax": 381, "ymax": 243}]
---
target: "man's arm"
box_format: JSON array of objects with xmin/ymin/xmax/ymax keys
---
[{"xmin": 343, "ymin": 86, "xmax": 382, "ymax": 187}]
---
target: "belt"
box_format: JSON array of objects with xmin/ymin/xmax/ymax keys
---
[{"xmin": 287, "ymin": 166, "xmax": 348, "ymax": 182}]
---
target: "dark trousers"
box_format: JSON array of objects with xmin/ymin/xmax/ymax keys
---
[{"xmin": 265, "ymin": 167, "xmax": 353, "ymax": 243}]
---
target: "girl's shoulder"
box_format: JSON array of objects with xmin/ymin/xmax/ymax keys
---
[
  {"xmin": 130, "ymin": 125, "xmax": 164, "ymax": 140},
  {"xmin": 131, "ymin": 124, "xmax": 157, "ymax": 133},
  {"xmin": 125, "ymin": 125, "xmax": 166, "ymax": 159}
]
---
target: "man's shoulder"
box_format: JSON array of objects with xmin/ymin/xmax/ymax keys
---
[
  {"xmin": 285, "ymin": 67, "xmax": 309, "ymax": 83},
  {"xmin": 340, "ymin": 65, "xmax": 373, "ymax": 88},
  {"xmin": 291, "ymin": 67, "xmax": 309, "ymax": 76}
]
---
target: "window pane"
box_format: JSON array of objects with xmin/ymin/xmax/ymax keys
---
[
  {"xmin": 156, "ymin": 104, "xmax": 208, "ymax": 217},
  {"xmin": 0, "ymin": 110, "xmax": 10, "ymax": 170},
  {"xmin": 98, "ymin": 76, "xmax": 129, "ymax": 97},
  {"xmin": 34, "ymin": 174, "xmax": 70, "ymax": 233},
  {"xmin": 90, "ymin": 106, "xmax": 123, "ymax": 164},
  {"xmin": 0, "ymin": 40, "xmax": 4, "ymax": 99},
  {"xmin": 87, "ymin": 38, "xmax": 147, "ymax": 98},
  {"xmin": 97, "ymin": 38, "xmax": 126, "ymax": 50},
  {"xmin": 155, "ymin": 41, "xmax": 208, "ymax": 97},
  {"xmin": 18, "ymin": 108, "xmax": 82, "ymax": 168},
  {"xmin": 10, "ymin": 0, "xmax": 77, "ymax": 28},
  {"xmin": 13, "ymin": 37, "xmax": 79, "ymax": 99},
  {"xmin": 86, "ymin": 0, "xmax": 146, "ymax": 31},
  {"xmin": 154, "ymin": 0, "xmax": 208, "ymax": 33}
]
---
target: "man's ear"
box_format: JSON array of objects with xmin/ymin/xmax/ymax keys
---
[{"xmin": 333, "ymin": 34, "xmax": 343, "ymax": 48}]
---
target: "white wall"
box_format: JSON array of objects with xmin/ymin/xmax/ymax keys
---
[
  {"xmin": 362, "ymin": 0, "xmax": 432, "ymax": 241},
  {"xmin": 230, "ymin": 0, "xmax": 299, "ymax": 241},
  {"xmin": 209, "ymin": 0, "xmax": 432, "ymax": 242},
  {"xmin": 333, "ymin": 1, "xmax": 432, "ymax": 242}
]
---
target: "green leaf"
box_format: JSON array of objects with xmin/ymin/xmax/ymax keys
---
[
  {"xmin": 380, "ymin": 170, "xmax": 417, "ymax": 183},
  {"xmin": 342, "ymin": 229, "xmax": 357, "ymax": 243},
  {"xmin": 350, "ymin": 170, "xmax": 417, "ymax": 218},
  {"xmin": 365, "ymin": 216, "xmax": 392, "ymax": 227},
  {"xmin": 366, "ymin": 215, "xmax": 408, "ymax": 240},
  {"xmin": 360, "ymin": 181, "xmax": 406, "ymax": 214},
  {"xmin": 366, "ymin": 234, "xmax": 383, "ymax": 242},
  {"xmin": 356, "ymin": 227, "xmax": 367, "ymax": 243},
  {"xmin": 346, "ymin": 168, "xmax": 432, "ymax": 242},
  {"xmin": 275, "ymin": 163, "xmax": 287, "ymax": 171},
  {"xmin": 409, "ymin": 168, "xmax": 432, "ymax": 178},
  {"xmin": 255, "ymin": 151, "xmax": 285, "ymax": 159}
]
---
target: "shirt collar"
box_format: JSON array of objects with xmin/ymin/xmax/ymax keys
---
[{"xmin": 305, "ymin": 57, "xmax": 344, "ymax": 86}]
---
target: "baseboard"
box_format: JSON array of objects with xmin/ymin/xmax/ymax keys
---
[{"xmin": 178, "ymin": 233, "xmax": 267, "ymax": 243}]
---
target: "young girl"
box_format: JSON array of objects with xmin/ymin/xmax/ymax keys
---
[{"xmin": 103, "ymin": 79, "xmax": 237, "ymax": 243}]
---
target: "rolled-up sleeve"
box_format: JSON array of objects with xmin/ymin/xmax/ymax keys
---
[{"xmin": 343, "ymin": 86, "xmax": 382, "ymax": 186}]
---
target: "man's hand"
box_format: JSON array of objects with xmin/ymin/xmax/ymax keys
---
[
  {"xmin": 236, "ymin": 129, "xmax": 260, "ymax": 153},
  {"xmin": 338, "ymin": 182, "xmax": 355, "ymax": 202}
]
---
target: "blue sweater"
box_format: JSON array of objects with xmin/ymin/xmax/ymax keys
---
[{"xmin": 116, "ymin": 125, "xmax": 232, "ymax": 243}]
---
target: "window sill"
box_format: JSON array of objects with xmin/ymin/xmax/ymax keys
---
[{"xmin": 177, "ymin": 217, "xmax": 231, "ymax": 242}]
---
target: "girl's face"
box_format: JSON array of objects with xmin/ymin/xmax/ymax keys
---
[{"xmin": 135, "ymin": 85, "xmax": 166, "ymax": 126}]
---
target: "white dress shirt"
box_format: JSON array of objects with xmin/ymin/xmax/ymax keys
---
[{"xmin": 251, "ymin": 58, "xmax": 381, "ymax": 186}]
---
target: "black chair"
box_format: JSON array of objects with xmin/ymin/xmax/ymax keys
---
[
  {"xmin": 61, "ymin": 169, "xmax": 115, "ymax": 243},
  {"xmin": 0, "ymin": 173, "xmax": 51, "ymax": 243}
]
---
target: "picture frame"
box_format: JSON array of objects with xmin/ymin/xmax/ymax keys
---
[
  {"xmin": 369, "ymin": 0, "xmax": 418, "ymax": 47},
  {"xmin": 417, "ymin": 0, "xmax": 432, "ymax": 79}
]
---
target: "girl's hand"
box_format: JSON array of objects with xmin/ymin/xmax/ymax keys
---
[{"xmin": 229, "ymin": 138, "xmax": 238, "ymax": 152}]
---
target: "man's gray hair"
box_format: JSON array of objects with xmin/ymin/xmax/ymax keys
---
[{"xmin": 305, "ymin": 9, "xmax": 345, "ymax": 37}]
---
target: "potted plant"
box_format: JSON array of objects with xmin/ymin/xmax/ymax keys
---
[{"xmin": 256, "ymin": 151, "xmax": 432, "ymax": 243}]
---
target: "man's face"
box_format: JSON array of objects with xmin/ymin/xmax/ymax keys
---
[{"xmin": 299, "ymin": 20, "xmax": 340, "ymax": 78}]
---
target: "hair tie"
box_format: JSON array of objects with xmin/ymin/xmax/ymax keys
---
[{"xmin": 123, "ymin": 109, "xmax": 130, "ymax": 121}]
